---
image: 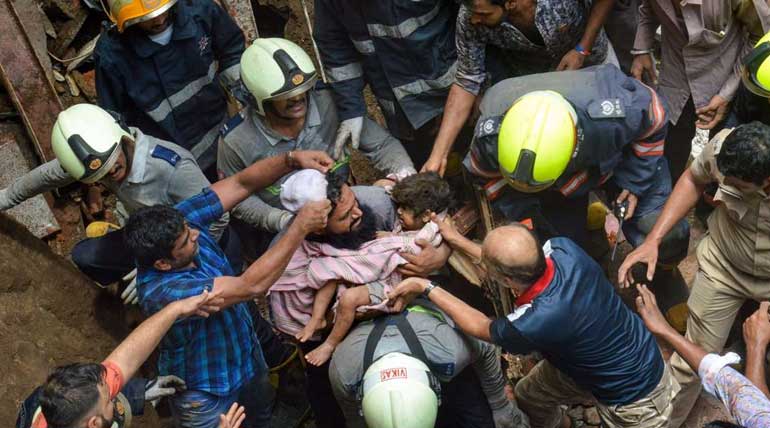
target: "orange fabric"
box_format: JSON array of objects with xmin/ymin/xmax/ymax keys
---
[{"xmin": 101, "ymin": 360, "xmax": 126, "ymax": 399}]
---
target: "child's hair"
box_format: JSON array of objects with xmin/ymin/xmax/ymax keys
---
[{"xmin": 391, "ymin": 172, "xmax": 453, "ymax": 216}]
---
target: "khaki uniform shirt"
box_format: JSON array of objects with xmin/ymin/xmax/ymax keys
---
[
  {"xmin": 0, "ymin": 128, "xmax": 227, "ymax": 239},
  {"xmin": 690, "ymin": 129, "xmax": 770, "ymax": 278},
  {"xmin": 634, "ymin": 0, "xmax": 770, "ymax": 123}
]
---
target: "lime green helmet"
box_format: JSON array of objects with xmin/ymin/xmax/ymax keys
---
[
  {"xmin": 51, "ymin": 104, "xmax": 131, "ymax": 184},
  {"xmin": 742, "ymin": 31, "xmax": 770, "ymax": 98},
  {"xmin": 360, "ymin": 352, "xmax": 440, "ymax": 428},
  {"xmin": 498, "ymin": 90, "xmax": 578, "ymax": 193},
  {"xmin": 240, "ymin": 38, "xmax": 318, "ymax": 115}
]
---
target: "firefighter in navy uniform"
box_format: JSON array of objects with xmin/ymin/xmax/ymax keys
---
[{"xmin": 464, "ymin": 64, "xmax": 691, "ymax": 331}]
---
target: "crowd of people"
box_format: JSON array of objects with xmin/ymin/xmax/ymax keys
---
[{"xmin": 6, "ymin": 0, "xmax": 770, "ymax": 427}]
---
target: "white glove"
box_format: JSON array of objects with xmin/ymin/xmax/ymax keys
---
[
  {"xmin": 145, "ymin": 375, "xmax": 187, "ymax": 406},
  {"xmin": 120, "ymin": 269, "xmax": 139, "ymax": 305},
  {"xmin": 333, "ymin": 117, "xmax": 364, "ymax": 159}
]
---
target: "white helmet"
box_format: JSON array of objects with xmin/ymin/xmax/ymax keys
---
[
  {"xmin": 51, "ymin": 104, "xmax": 131, "ymax": 183},
  {"xmin": 360, "ymin": 352, "xmax": 440, "ymax": 428},
  {"xmin": 239, "ymin": 38, "xmax": 318, "ymax": 115}
]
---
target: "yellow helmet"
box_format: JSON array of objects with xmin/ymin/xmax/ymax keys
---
[
  {"xmin": 107, "ymin": 0, "xmax": 177, "ymax": 33},
  {"xmin": 742, "ymin": 31, "xmax": 770, "ymax": 98},
  {"xmin": 497, "ymin": 90, "xmax": 578, "ymax": 193}
]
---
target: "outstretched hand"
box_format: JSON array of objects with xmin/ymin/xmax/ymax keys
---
[
  {"xmin": 635, "ymin": 284, "xmax": 674, "ymax": 337},
  {"xmin": 219, "ymin": 403, "xmax": 246, "ymax": 428},
  {"xmin": 292, "ymin": 151, "xmax": 333, "ymax": 174},
  {"xmin": 743, "ymin": 302, "xmax": 770, "ymax": 351},
  {"xmin": 398, "ymin": 240, "xmax": 451, "ymax": 277},
  {"xmin": 618, "ymin": 241, "xmax": 659, "ymax": 288},
  {"xmin": 294, "ymin": 199, "xmax": 332, "ymax": 235},
  {"xmin": 387, "ymin": 277, "xmax": 429, "ymax": 312},
  {"xmin": 173, "ymin": 290, "xmax": 225, "ymax": 318}
]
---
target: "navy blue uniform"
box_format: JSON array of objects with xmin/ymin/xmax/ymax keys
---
[
  {"xmin": 314, "ymin": 0, "xmax": 457, "ymax": 141},
  {"xmin": 464, "ymin": 65, "xmax": 690, "ymax": 268},
  {"xmin": 94, "ymin": 0, "xmax": 244, "ymax": 171},
  {"xmin": 490, "ymin": 238, "xmax": 664, "ymax": 405}
]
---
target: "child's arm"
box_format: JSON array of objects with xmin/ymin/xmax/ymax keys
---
[
  {"xmin": 296, "ymin": 281, "xmax": 338, "ymax": 342},
  {"xmin": 306, "ymin": 286, "xmax": 372, "ymax": 366}
]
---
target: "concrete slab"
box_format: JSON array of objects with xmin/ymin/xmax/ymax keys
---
[{"xmin": 0, "ymin": 132, "xmax": 59, "ymax": 238}]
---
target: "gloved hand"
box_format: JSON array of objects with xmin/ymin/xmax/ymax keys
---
[
  {"xmin": 120, "ymin": 269, "xmax": 139, "ymax": 305},
  {"xmin": 0, "ymin": 188, "xmax": 11, "ymax": 211},
  {"xmin": 145, "ymin": 375, "xmax": 186, "ymax": 407},
  {"xmin": 491, "ymin": 401, "xmax": 527, "ymax": 428},
  {"xmin": 333, "ymin": 117, "xmax": 364, "ymax": 159}
]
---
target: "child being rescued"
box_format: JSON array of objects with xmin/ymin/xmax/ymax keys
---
[{"xmin": 268, "ymin": 169, "xmax": 453, "ymax": 366}]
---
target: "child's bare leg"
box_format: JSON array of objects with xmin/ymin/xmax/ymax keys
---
[
  {"xmin": 296, "ymin": 281, "xmax": 337, "ymax": 342},
  {"xmin": 306, "ymin": 286, "xmax": 372, "ymax": 366}
]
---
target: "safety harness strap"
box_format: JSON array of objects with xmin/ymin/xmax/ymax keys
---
[{"xmin": 362, "ymin": 311, "xmax": 431, "ymax": 374}]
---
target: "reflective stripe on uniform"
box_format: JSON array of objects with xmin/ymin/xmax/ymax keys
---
[
  {"xmin": 638, "ymin": 82, "xmax": 666, "ymax": 140},
  {"xmin": 632, "ymin": 139, "xmax": 665, "ymax": 157},
  {"xmin": 484, "ymin": 177, "xmax": 507, "ymax": 201},
  {"xmin": 392, "ymin": 61, "xmax": 457, "ymax": 100},
  {"xmin": 558, "ymin": 171, "xmax": 588, "ymax": 196},
  {"xmin": 326, "ymin": 62, "xmax": 364, "ymax": 83},
  {"xmin": 352, "ymin": 38, "xmax": 375, "ymax": 55},
  {"xmin": 146, "ymin": 61, "xmax": 218, "ymax": 123},
  {"xmin": 366, "ymin": 3, "xmax": 441, "ymax": 38},
  {"xmin": 190, "ymin": 122, "xmax": 221, "ymax": 159},
  {"xmin": 467, "ymin": 150, "xmax": 501, "ymax": 179}
]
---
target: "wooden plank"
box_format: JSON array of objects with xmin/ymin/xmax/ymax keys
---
[{"xmin": 0, "ymin": 0, "xmax": 64, "ymax": 162}]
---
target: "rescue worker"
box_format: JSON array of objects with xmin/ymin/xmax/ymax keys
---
[
  {"xmin": 388, "ymin": 225, "xmax": 680, "ymax": 427},
  {"xmin": 21, "ymin": 290, "xmax": 222, "ymax": 428},
  {"xmin": 422, "ymin": 0, "xmax": 613, "ymax": 175},
  {"xmin": 95, "ymin": 0, "xmax": 245, "ymax": 177},
  {"xmin": 17, "ymin": 376, "xmax": 185, "ymax": 428},
  {"xmin": 219, "ymin": 38, "xmax": 415, "ymax": 251},
  {"xmin": 729, "ymin": 31, "xmax": 770, "ymax": 126},
  {"xmin": 0, "ymin": 104, "xmax": 232, "ymax": 303},
  {"xmin": 328, "ymin": 306, "xmax": 528, "ymax": 428},
  {"xmin": 619, "ymin": 121, "xmax": 770, "ymax": 427},
  {"xmin": 630, "ymin": 0, "xmax": 770, "ymax": 181},
  {"xmin": 123, "ymin": 150, "xmax": 333, "ymax": 428},
  {"xmin": 463, "ymin": 64, "xmax": 690, "ymax": 331},
  {"xmin": 313, "ymin": 0, "xmax": 458, "ymax": 166}
]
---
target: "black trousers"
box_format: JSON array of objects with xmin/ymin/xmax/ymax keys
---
[
  {"xmin": 436, "ymin": 366, "xmax": 495, "ymax": 428},
  {"xmin": 71, "ymin": 224, "xmax": 244, "ymax": 285}
]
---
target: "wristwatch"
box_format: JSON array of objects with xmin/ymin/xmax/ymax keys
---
[{"xmin": 422, "ymin": 281, "xmax": 438, "ymax": 298}]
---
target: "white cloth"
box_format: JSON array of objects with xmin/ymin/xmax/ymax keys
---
[
  {"xmin": 148, "ymin": 26, "xmax": 173, "ymax": 46},
  {"xmin": 698, "ymin": 352, "xmax": 742, "ymax": 396},
  {"xmin": 280, "ymin": 169, "xmax": 328, "ymax": 213}
]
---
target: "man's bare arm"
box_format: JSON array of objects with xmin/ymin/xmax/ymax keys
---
[
  {"xmin": 388, "ymin": 277, "xmax": 492, "ymax": 342},
  {"xmin": 618, "ymin": 169, "xmax": 706, "ymax": 285},
  {"xmin": 211, "ymin": 151, "xmax": 332, "ymax": 213},
  {"xmin": 105, "ymin": 291, "xmax": 223, "ymax": 380},
  {"xmin": 423, "ymin": 84, "xmax": 477, "ymax": 175},
  {"xmin": 213, "ymin": 200, "xmax": 331, "ymax": 306}
]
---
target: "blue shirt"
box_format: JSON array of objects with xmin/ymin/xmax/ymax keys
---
[
  {"xmin": 137, "ymin": 189, "xmax": 259, "ymax": 396},
  {"xmin": 490, "ymin": 238, "xmax": 663, "ymax": 405}
]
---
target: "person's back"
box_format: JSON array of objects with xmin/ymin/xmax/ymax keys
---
[{"xmin": 496, "ymin": 237, "xmax": 664, "ymax": 403}]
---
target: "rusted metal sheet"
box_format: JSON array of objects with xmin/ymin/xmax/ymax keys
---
[
  {"xmin": 219, "ymin": 0, "xmax": 259, "ymax": 44},
  {"xmin": 0, "ymin": 0, "xmax": 64, "ymax": 162}
]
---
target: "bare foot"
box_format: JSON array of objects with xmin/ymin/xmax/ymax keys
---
[
  {"xmin": 295, "ymin": 318, "xmax": 327, "ymax": 343},
  {"xmin": 305, "ymin": 341, "xmax": 336, "ymax": 366}
]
